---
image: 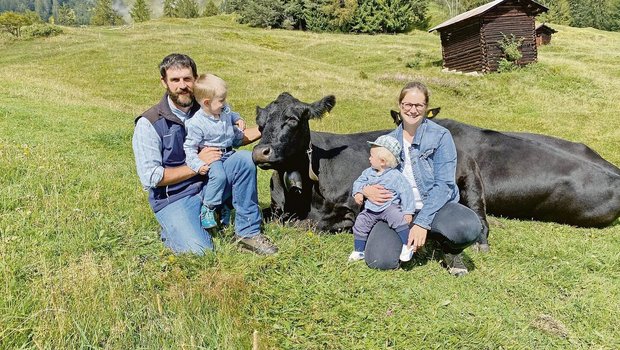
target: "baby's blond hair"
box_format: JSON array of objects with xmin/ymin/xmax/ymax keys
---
[
  {"xmin": 372, "ymin": 146, "xmax": 398, "ymax": 169},
  {"xmin": 194, "ymin": 73, "xmax": 227, "ymax": 106}
]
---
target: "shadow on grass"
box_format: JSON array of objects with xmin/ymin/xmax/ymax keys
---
[{"xmin": 399, "ymin": 243, "xmax": 478, "ymax": 273}]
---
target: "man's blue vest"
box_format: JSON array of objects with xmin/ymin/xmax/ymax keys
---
[{"xmin": 136, "ymin": 94, "xmax": 205, "ymax": 212}]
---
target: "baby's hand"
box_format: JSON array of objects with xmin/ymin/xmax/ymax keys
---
[
  {"xmin": 354, "ymin": 193, "xmax": 364, "ymax": 206},
  {"xmin": 404, "ymin": 214, "xmax": 413, "ymax": 225},
  {"xmin": 198, "ymin": 164, "xmax": 209, "ymax": 175},
  {"xmin": 235, "ymin": 119, "xmax": 246, "ymax": 131}
]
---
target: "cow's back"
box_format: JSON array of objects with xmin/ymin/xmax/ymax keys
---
[{"xmin": 436, "ymin": 118, "xmax": 620, "ymax": 226}]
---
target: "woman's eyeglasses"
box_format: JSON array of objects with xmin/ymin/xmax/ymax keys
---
[{"xmin": 400, "ymin": 102, "xmax": 426, "ymax": 112}]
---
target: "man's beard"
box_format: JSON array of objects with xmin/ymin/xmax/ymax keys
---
[{"xmin": 167, "ymin": 87, "xmax": 194, "ymax": 108}]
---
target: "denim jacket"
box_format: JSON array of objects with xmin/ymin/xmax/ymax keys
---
[{"xmin": 387, "ymin": 118, "xmax": 460, "ymax": 229}]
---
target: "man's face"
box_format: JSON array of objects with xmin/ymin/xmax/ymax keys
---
[{"xmin": 161, "ymin": 67, "xmax": 195, "ymax": 108}]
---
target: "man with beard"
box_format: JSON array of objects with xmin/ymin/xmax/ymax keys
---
[{"xmin": 132, "ymin": 53, "xmax": 277, "ymax": 255}]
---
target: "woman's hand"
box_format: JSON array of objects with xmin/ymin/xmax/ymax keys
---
[
  {"xmin": 198, "ymin": 147, "xmax": 222, "ymax": 165},
  {"xmin": 362, "ymin": 184, "xmax": 393, "ymax": 205},
  {"xmin": 407, "ymin": 225, "xmax": 428, "ymax": 253}
]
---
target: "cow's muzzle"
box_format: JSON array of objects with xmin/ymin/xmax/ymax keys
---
[{"xmin": 252, "ymin": 144, "xmax": 274, "ymax": 168}]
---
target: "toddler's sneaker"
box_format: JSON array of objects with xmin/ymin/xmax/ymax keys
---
[
  {"xmin": 200, "ymin": 205, "xmax": 217, "ymax": 229},
  {"xmin": 348, "ymin": 251, "xmax": 365, "ymax": 262},
  {"xmin": 399, "ymin": 245, "xmax": 414, "ymax": 262}
]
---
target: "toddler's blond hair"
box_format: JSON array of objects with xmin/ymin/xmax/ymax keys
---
[
  {"xmin": 194, "ymin": 73, "xmax": 227, "ymax": 106},
  {"xmin": 373, "ymin": 146, "xmax": 398, "ymax": 169}
]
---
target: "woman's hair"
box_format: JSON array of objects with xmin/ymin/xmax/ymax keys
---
[
  {"xmin": 194, "ymin": 73, "xmax": 227, "ymax": 105},
  {"xmin": 373, "ymin": 146, "xmax": 399, "ymax": 169},
  {"xmin": 398, "ymin": 81, "xmax": 430, "ymax": 105}
]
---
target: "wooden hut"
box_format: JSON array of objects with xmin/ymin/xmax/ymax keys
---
[
  {"xmin": 535, "ymin": 23, "xmax": 557, "ymax": 46},
  {"xmin": 429, "ymin": 0, "xmax": 548, "ymax": 73}
]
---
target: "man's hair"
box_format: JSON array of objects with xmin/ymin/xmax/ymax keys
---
[
  {"xmin": 373, "ymin": 146, "xmax": 398, "ymax": 169},
  {"xmin": 194, "ymin": 74, "xmax": 227, "ymax": 105},
  {"xmin": 159, "ymin": 53, "xmax": 198, "ymax": 79}
]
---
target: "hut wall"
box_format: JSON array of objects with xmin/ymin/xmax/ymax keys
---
[
  {"xmin": 480, "ymin": 2, "xmax": 537, "ymax": 72},
  {"xmin": 440, "ymin": 19, "xmax": 482, "ymax": 73},
  {"xmin": 536, "ymin": 32, "xmax": 552, "ymax": 46}
]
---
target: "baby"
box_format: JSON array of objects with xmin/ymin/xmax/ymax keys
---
[
  {"xmin": 350, "ymin": 135, "xmax": 416, "ymax": 262},
  {"xmin": 183, "ymin": 73, "xmax": 245, "ymax": 229}
]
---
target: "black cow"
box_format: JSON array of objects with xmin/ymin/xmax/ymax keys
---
[{"xmin": 252, "ymin": 93, "xmax": 620, "ymax": 251}]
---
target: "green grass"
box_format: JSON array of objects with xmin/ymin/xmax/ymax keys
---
[{"xmin": 1, "ymin": 15, "xmax": 619, "ymax": 349}]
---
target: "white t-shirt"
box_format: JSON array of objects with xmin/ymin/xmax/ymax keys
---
[{"xmin": 402, "ymin": 138, "xmax": 424, "ymax": 210}]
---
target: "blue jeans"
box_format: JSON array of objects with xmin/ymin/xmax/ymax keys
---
[
  {"xmin": 155, "ymin": 150, "xmax": 261, "ymax": 254},
  {"xmin": 364, "ymin": 202, "xmax": 482, "ymax": 270},
  {"xmin": 201, "ymin": 151, "xmax": 233, "ymax": 207}
]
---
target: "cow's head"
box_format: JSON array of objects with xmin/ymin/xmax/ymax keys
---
[
  {"xmin": 252, "ymin": 92, "xmax": 336, "ymax": 170},
  {"xmin": 390, "ymin": 107, "xmax": 441, "ymax": 125}
]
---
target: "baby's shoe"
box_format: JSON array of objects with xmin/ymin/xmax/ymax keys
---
[
  {"xmin": 348, "ymin": 251, "xmax": 365, "ymax": 262},
  {"xmin": 399, "ymin": 245, "xmax": 414, "ymax": 262},
  {"xmin": 200, "ymin": 205, "xmax": 217, "ymax": 229}
]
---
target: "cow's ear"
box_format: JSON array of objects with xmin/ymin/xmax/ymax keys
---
[
  {"xmin": 426, "ymin": 107, "xmax": 441, "ymax": 119},
  {"xmin": 256, "ymin": 106, "xmax": 266, "ymax": 127},
  {"xmin": 390, "ymin": 110, "xmax": 402, "ymax": 126},
  {"xmin": 308, "ymin": 95, "xmax": 336, "ymax": 120}
]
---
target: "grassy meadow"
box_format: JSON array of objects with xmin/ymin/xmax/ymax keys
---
[{"xmin": 1, "ymin": 15, "xmax": 619, "ymax": 349}]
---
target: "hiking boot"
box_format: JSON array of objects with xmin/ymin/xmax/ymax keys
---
[
  {"xmin": 200, "ymin": 205, "xmax": 217, "ymax": 229},
  {"xmin": 348, "ymin": 250, "xmax": 365, "ymax": 262},
  {"xmin": 443, "ymin": 252, "xmax": 469, "ymax": 277},
  {"xmin": 234, "ymin": 234, "xmax": 278, "ymax": 255}
]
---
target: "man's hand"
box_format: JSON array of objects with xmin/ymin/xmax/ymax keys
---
[
  {"xmin": 407, "ymin": 225, "xmax": 428, "ymax": 253},
  {"xmin": 361, "ymin": 184, "xmax": 393, "ymax": 205},
  {"xmin": 240, "ymin": 127, "xmax": 261, "ymax": 145},
  {"xmin": 353, "ymin": 193, "xmax": 364, "ymax": 206},
  {"xmin": 198, "ymin": 147, "xmax": 222, "ymax": 165},
  {"xmin": 198, "ymin": 164, "xmax": 209, "ymax": 175}
]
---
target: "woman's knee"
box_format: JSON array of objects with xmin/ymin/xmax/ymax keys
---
[
  {"xmin": 431, "ymin": 202, "xmax": 482, "ymax": 248},
  {"xmin": 364, "ymin": 221, "xmax": 402, "ymax": 270}
]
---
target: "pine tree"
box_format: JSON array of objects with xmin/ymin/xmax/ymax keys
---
[
  {"xmin": 131, "ymin": 0, "xmax": 151, "ymax": 22},
  {"xmin": 57, "ymin": 4, "xmax": 76, "ymax": 25},
  {"xmin": 177, "ymin": 0, "xmax": 200, "ymax": 18},
  {"xmin": 91, "ymin": 0, "xmax": 124, "ymax": 25},
  {"xmin": 550, "ymin": 0, "xmax": 572, "ymax": 25},
  {"xmin": 51, "ymin": 0, "xmax": 59, "ymax": 22},
  {"xmin": 203, "ymin": 0, "xmax": 219, "ymax": 17},
  {"xmin": 351, "ymin": 0, "xmax": 428, "ymax": 34},
  {"xmin": 163, "ymin": 0, "xmax": 177, "ymax": 18},
  {"xmin": 35, "ymin": 0, "xmax": 52, "ymax": 22}
]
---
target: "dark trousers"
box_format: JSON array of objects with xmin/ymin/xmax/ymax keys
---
[{"xmin": 364, "ymin": 202, "xmax": 482, "ymax": 270}]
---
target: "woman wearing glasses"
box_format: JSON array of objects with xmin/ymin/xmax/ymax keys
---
[{"xmin": 361, "ymin": 82, "xmax": 482, "ymax": 276}]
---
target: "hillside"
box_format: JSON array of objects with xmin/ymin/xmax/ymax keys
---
[{"xmin": 1, "ymin": 16, "xmax": 619, "ymax": 348}]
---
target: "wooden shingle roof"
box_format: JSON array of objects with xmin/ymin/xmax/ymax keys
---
[{"xmin": 429, "ymin": 0, "xmax": 548, "ymax": 32}]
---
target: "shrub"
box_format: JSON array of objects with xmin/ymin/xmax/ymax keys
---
[
  {"xmin": 0, "ymin": 11, "xmax": 33, "ymax": 37},
  {"xmin": 22, "ymin": 23, "xmax": 63, "ymax": 38},
  {"xmin": 497, "ymin": 33, "xmax": 524, "ymax": 72}
]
